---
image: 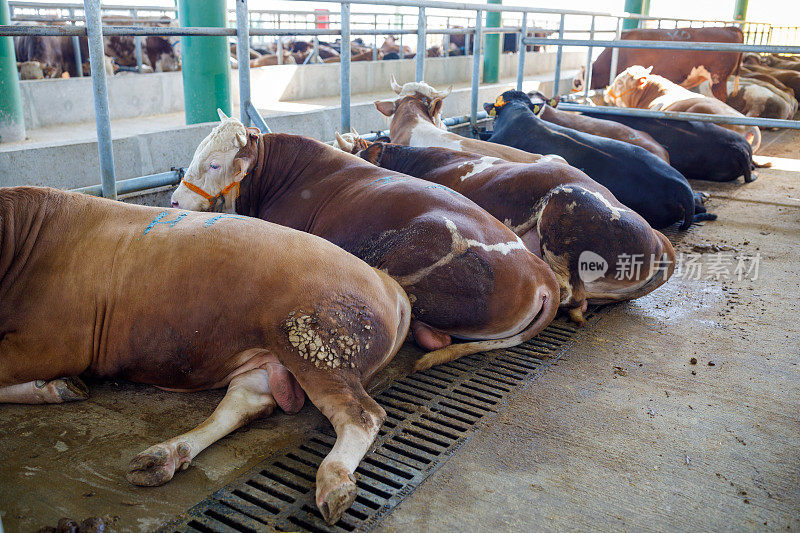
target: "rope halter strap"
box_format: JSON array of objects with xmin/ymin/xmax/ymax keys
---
[{"xmin": 181, "ymin": 179, "xmax": 240, "ymax": 211}]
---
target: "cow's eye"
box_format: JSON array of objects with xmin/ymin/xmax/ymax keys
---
[{"xmin": 209, "ymin": 163, "xmax": 220, "ymax": 170}]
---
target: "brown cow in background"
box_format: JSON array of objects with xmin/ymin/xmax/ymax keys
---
[{"xmin": 576, "ymin": 26, "xmax": 743, "ymax": 100}]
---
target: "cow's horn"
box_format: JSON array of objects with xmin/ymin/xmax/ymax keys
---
[
  {"xmin": 235, "ymin": 131, "xmax": 247, "ymax": 147},
  {"xmin": 435, "ymin": 85, "xmax": 453, "ymax": 99},
  {"xmin": 390, "ymin": 74, "xmax": 403, "ymax": 94},
  {"xmin": 350, "ymin": 127, "xmax": 360, "ymax": 137},
  {"xmin": 335, "ymin": 131, "xmax": 353, "ymax": 152},
  {"xmin": 217, "ymin": 108, "xmax": 229, "ymax": 121}
]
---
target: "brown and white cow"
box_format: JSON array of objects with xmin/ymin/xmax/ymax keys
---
[
  {"xmin": 576, "ymin": 26, "xmax": 743, "ymax": 100},
  {"xmin": 374, "ymin": 77, "xmax": 567, "ymax": 164},
  {"xmin": 14, "ymin": 35, "xmax": 89, "ymax": 78},
  {"xmin": 0, "ymin": 186, "xmax": 410, "ymax": 525},
  {"xmin": 171, "ymin": 111, "xmax": 559, "ymax": 372},
  {"xmin": 525, "ymin": 91, "xmax": 670, "ymax": 163},
  {"xmin": 606, "ymin": 66, "xmax": 761, "ymax": 152},
  {"xmin": 335, "ymin": 134, "xmax": 675, "ymax": 323}
]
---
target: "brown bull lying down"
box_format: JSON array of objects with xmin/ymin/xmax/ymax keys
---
[
  {"xmin": 171, "ymin": 111, "xmax": 559, "ymax": 372},
  {"xmin": 524, "ymin": 91, "xmax": 670, "ymax": 163},
  {"xmin": 335, "ymin": 134, "xmax": 676, "ymax": 324},
  {"xmin": 606, "ymin": 66, "xmax": 762, "ymax": 153},
  {"xmin": 374, "ymin": 76, "xmax": 567, "ymax": 165},
  {"xmin": 0, "ymin": 187, "xmax": 410, "ymax": 525}
]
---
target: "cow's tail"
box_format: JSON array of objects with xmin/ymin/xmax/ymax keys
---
[
  {"xmin": 732, "ymin": 51, "xmax": 742, "ymax": 96},
  {"xmin": 412, "ymin": 293, "xmax": 558, "ymax": 373},
  {"xmin": 679, "ymin": 192, "xmax": 696, "ymax": 231}
]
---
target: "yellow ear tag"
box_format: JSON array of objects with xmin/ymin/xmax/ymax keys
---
[
  {"xmin": 489, "ymin": 107, "xmax": 497, "ymax": 117},
  {"xmin": 494, "ymin": 95, "xmax": 507, "ymax": 108},
  {"xmin": 549, "ymin": 98, "xmax": 559, "ymax": 107}
]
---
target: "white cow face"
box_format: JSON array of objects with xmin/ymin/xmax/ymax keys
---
[
  {"xmin": 605, "ymin": 65, "xmax": 653, "ymax": 107},
  {"xmin": 171, "ymin": 110, "xmax": 253, "ymax": 213}
]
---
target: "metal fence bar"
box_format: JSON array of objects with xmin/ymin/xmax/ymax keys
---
[
  {"xmin": 415, "ymin": 6, "xmax": 425, "ymax": 81},
  {"xmin": 558, "ymin": 102, "xmax": 800, "ymax": 129},
  {"xmin": 609, "ymin": 17, "xmax": 621, "ymax": 85},
  {"xmin": 247, "ymin": 101, "xmax": 271, "ymax": 133},
  {"xmin": 583, "ymin": 15, "xmax": 595, "ymax": 100},
  {"xmin": 469, "ymin": 8, "xmax": 482, "ymax": 132},
  {"xmin": 236, "ymin": 0, "xmax": 251, "ymax": 127},
  {"xmin": 74, "ymin": 170, "xmax": 180, "ymax": 196},
  {"xmin": 340, "ymin": 1, "xmax": 351, "ymax": 132},
  {"xmin": 83, "ymin": 0, "xmax": 115, "ymax": 199},
  {"xmin": 515, "ymin": 11, "xmax": 526, "ymax": 91},
  {"xmin": 523, "ymin": 36, "xmax": 800, "ymax": 54},
  {"xmin": 131, "ymin": 9, "xmax": 142, "ymax": 73},
  {"xmin": 68, "ymin": 7, "xmax": 82, "ymax": 77},
  {"xmin": 552, "ymin": 13, "xmax": 565, "ymax": 95}
]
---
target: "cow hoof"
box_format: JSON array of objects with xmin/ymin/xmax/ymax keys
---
[
  {"xmin": 317, "ymin": 464, "xmax": 357, "ymax": 525},
  {"xmin": 127, "ymin": 444, "xmax": 183, "ymax": 486},
  {"xmin": 745, "ymin": 172, "xmax": 758, "ymax": 183},
  {"xmin": 568, "ymin": 307, "xmax": 587, "ymax": 326},
  {"xmin": 45, "ymin": 377, "xmax": 89, "ymax": 402},
  {"xmin": 411, "ymin": 321, "xmax": 452, "ymax": 351}
]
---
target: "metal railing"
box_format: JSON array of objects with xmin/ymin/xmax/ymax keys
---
[{"xmin": 2, "ymin": 0, "xmax": 800, "ymax": 201}]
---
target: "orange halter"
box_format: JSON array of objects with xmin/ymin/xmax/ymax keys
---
[
  {"xmin": 181, "ymin": 179, "xmax": 240, "ymax": 210},
  {"xmin": 606, "ymin": 79, "xmax": 646, "ymax": 103}
]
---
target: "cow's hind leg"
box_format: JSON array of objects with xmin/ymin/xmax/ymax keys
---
[
  {"xmin": 127, "ymin": 368, "xmax": 276, "ymax": 487},
  {"xmin": 290, "ymin": 371, "xmax": 385, "ymax": 525},
  {"xmin": 0, "ymin": 377, "xmax": 88, "ymax": 404}
]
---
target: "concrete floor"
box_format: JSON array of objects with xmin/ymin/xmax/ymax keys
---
[{"xmin": 0, "ymin": 130, "xmax": 798, "ymax": 532}]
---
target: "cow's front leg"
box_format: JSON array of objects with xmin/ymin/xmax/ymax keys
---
[
  {"xmin": 0, "ymin": 377, "xmax": 88, "ymax": 404},
  {"xmin": 126, "ymin": 368, "xmax": 276, "ymax": 487}
]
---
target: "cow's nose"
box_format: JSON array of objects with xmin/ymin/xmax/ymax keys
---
[{"xmin": 171, "ymin": 200, "xmax": 179, "ymax": 208}]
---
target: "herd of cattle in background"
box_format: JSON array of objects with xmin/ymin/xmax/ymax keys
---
[
  {"xmin": 4, "ymin": 16, "xmax": 800, "ymax": 527},
  {"xmin": 12, "ymin": 15, "xmax": 548, "ymax": 78}
]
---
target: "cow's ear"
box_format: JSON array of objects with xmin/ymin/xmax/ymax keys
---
[
  {"xmin": 231, "ymin": 152, "xmax": 255, "ymax": 182},
  {"xmin": 428, "ymin": 97, "xmax": 443, "ymax": 120},
  {"xmin": 374, "ymin": 99, "xmax": 397, "ymax": 117},
  {"xmin": 549, "ymin": 97, "xmax": 559, "ymax": 108},
  {"xmin": 483, "ymin": 102, "xmax": 496, "ymax": 116},
  {"xmin": 530, "ymin": 103, "xmax": 543, "ymax": 115}
]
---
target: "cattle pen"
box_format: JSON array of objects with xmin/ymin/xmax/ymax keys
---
[{"xmin": 0, "ymin": 0, "xmax": 799, "ymax": 532}]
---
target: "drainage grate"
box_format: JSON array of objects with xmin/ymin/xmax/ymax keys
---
[{"xmin": 159, "ymin": 312, "xmax": 603, "ymax": 533}]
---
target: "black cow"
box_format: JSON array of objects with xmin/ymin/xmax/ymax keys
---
[
  {"xmin": 483, "ymin": 91, "xmax": 715, "ymax": 230},
  {"xmin": 579, "ymin": 112, "xmax": 755, "ymax": 183}
]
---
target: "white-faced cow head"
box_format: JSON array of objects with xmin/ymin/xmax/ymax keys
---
[
  {"xmin": 171, "ymin": 109, "xmax": 257, "ymax": 212},
  {"xmin": 605, "ymin": 65, "xmax": 653, "ymax": 107},
  {"xmin": 374, "ymin": 75, "xmax": 452, "ymax": 128}
]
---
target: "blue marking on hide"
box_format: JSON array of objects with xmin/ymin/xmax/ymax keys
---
[
  {"xmin": 142, "ymin": 211, "xmax": 187, "ymax": 235},
  {"xmin": 365, "ymin": 176, "xmax": 405, "ymax": 187},
  {"xmin": 204, "ymin": 214, "xmax": 248, "ymax": 227},
  {"xmin": 425, "ymin": 184, "xmax": 460, "ymax": 196}
]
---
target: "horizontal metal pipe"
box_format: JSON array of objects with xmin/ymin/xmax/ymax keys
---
[
  {"xmin": 73, "ymin": 170, "xmax": 181, "ymax": 197},
  {"xmin": 558, "ymin": 103, "xmax": 800, "ymax": 129},
  {"xmin": 0, "ymin": 24, "xmax": 489, "ymax": 38},
  {"xmin": 522, "ymin": 36, "xmax": 800, "ymax": 54},
  {"xmin": 294, "ymin": 0, "xmax": 614, "ymax": 17}
]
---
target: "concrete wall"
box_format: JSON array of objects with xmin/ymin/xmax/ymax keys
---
[
  {"xmin": 20, "ymin": 72, "xmax": 184, "ymax": 129},
  {"xmin": 18, "ymin": 51, "xmax": 584, "ymax": 130},
  {"xmin": 242, "ymin": 51, "xmax": 585, "ymax": 103}
]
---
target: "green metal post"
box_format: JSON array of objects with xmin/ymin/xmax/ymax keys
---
[
  {"xmin": 482, "ymin": 0, "xmax": 501, "ymax": 84},
  {"xmin": 178, "ymin": 0, "xmax": 231, "ymax": 124},
  {"xmin": 733, "ymin": 0, "xmax": 749, "ymax": 21},
  {"xmin": 622, "ymin": 0, "xmax": 649, "ymax": 31},
  {"xmin": 0, "ymin": 0, "xmax": 25, "ymax": 143}
]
